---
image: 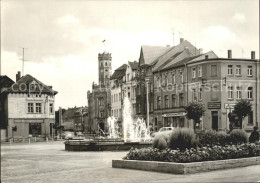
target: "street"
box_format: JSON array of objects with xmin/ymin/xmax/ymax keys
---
[{"xmin": 1, "ymin": 141, "xmax": 260, "ymax": 183}]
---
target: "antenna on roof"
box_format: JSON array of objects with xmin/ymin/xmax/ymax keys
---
[
  {"xmin": 19, "ymin": 47, "xmax": 28, "ymax": 76},
  {"xmin": 195, "ymin": 42, "xmax": 197, "ymax": 55},
  {"xmin": 171, "ymin": 27, "xmax": 175, "ymax": 46}
]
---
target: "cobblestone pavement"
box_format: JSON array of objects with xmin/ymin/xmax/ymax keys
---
[{"xmin": 1, "ymin": 141, "xmax": 260, "ymax": 183}]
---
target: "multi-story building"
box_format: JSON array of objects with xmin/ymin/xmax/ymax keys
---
[
  {"xmin": 152, "ymin": 40, "xmax": 205, "ymax": 131},
  {"xmin": 0, "ymin": 72, "xmax": 58, "ymax": 139},
  {"xmin": 0, "ymin": 75, "xmax": 15, "ymax": 140},
  {"xmin": 110, "ymin": 64, "xmax": 127, "ymax": 130},
  {"xmin": 187, "ymin": 50, "xmax": 260, "ymax": 131},
  {"xmin": 87, "ymin": 52, "xmax": 112, "ymax": 134},
  {"xmin": 124, "ymin": 61, "xmax": 139, "ymax": 116},
  {"xmin": 136, "ymin": 45, "xmax": 172, "ymax": 130},
  {"xmin": 57, "ymin": 106, "xmax": 88, "ymax": 132}
]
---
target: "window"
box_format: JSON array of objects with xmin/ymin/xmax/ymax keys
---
[
  {"xmin": 172, "ymin": 74, "xmax": 175, "ymax": 84},
  {"xmin": 199, "ymin": 88, "xmax": 202, "ymax": 101},
  {"xmin": 111, "ymin": 110, "xmax": 113, "ymax": 116},
  {"xmin": 137, "ymin": 85, "xmax": 141, "ymax": 95},
  {"xmin": 198, "ymin": 66, "xmax": 202, "ymax": 77},
  {"xmin": 36, "ymin": 103, "xmax": 42, "ymax": 113},
  {"xmin": 211, "ymin": 65, "xmax": 217, "ymax": 76},
  {"xmin": 228, "ymin": 65, "xmax": 233, "ymax": 75},
  {"xmin": 236, "ymin": 86, "xmax": 242, "ymax": 99},
  {"xmin": 29, "ymin": 123, "xmax": 41, "ymax": 136},
  {"xmin": 248, "ymin": 111, "xmax": 253, "ymax": 124},
  {"xmin": 105, "ymin": 62, "xmax": 107, "ymax": 66},
  {"xmin": 192, "ymin": 68, "xmax": 196, "ymax": 78},
  {"xmin": 192, "ymin": 89, "xmax": 197, "ymax": 101},
  {"xmin": 228, "ymin": 86, "xmax": 234, "ymax": 99},
  {"xmin": 172, "ymin": 94, "xmax": 176, "ymax": 107},
  {"xmin": 127, "ymin": 73, "xmax": 130, "ymax": 81},
  {"xmin": 156, "ymin": 77, "xmax": 161, "ymax": 88},
  {"xmin": 248, "ymin": 87, "xmax": 253, "ymax": 99},
  {"xmin": 138, "ymin": 103, "xmax": 141, "ymax": 113},
  {"xmin": 179, "ymin": 93, "xmax": 184, "ymax": 107},
  {"xmin": 164, "ymin": 95, "xmax": 169, "ymax": 108},
  {"xmin": 211, "ymin": 85, "xmax": 218, "ymax": 101},
  {"xmin": 100, "ymin": 62, "xmax": 103, "ymax": 66},
  {"xmin": 119, "ymin": 93, "xmax": 121, "ymax": 101},
  {"xmin": 100, "ymin": 111, "xmax": 104, "ymax": 118},
  {"xmin": 111, "ymin": 95, "xmax": 113, "ymax": 103},
  {"xmin": 28, "ymin": 103, "xmax": 34, "ymax": 113},
  {"xmin": 49, "ymin": 103, "xmax": 53, "ymax": 114},
  {"xmin": 99, "ymin": 98, "xmax": 104, "ymax": 105},
  {"xmin": 157, "ymin": 96, "xmax": 161, "ymax": 109},
  {"xmin": 179, "ymin": 71, "xmax": 183, "ymax": 83},
  {"xmin": 247, "ymin": 66, "xmax": 253, "ymax": 76},
  {"xmin": 236, "ymin": 65, "xmax": 241, "ymax": 75}
]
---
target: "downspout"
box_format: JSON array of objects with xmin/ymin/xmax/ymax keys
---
[
  {"xmin": 185, "ymin": 63, "xmax": 189, "ymax": 128},
  {"xmin": 256, "ymin": 59, "xmax": 260, "ymax": 127}
]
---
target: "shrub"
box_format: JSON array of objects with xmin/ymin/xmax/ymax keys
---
[
  {"xmin": 198, "ymin": 130, "xmax": 217, "ymax": 147},
  {"xmin": 124, "ymin": 143, "xmax": 260, "ymax": 163},
  {"xmin": 198, "ymin": 130, "xmax": 230, "ymax": 147},
  {"xmin": 216, "ymin": 131, "xmax": 229, "ymax": 145},
  {"xmin": 168, "ymin": 128, "xmax": 197, "ymax": 150},
  {"xmin": 152, "ymin": 132, "xmax": 169, "ymax": 150},
  {"xmin": 229, "ymin": 129, "xmax": 248, "ymax": 144}
]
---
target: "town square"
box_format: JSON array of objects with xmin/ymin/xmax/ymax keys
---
[{"xmin": 1, "ymin": 0, "xmax": 260, "ymax": 182}]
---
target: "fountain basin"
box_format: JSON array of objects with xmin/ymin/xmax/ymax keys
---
[{"xmin": 64, "ymin": 139, "xmax": 152, "ymax": 151}]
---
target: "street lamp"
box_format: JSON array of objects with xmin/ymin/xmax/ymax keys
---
[{"xmin": 145, "ymin": 78, "xmax": 150, "ymax": 129}]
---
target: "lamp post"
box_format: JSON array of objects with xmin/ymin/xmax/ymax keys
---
[{"xmin": 145, "ymin": 78, "xmax": 150, "ymax": 129}]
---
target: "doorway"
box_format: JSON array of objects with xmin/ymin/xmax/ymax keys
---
[{"xmin": 212, "ymin": 111, "xmax": 218, "ymax": 131}]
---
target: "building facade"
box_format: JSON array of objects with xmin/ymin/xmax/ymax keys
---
[
  {"xmin": 110, "ymin": 64, "xmax": 127, "ymax": 131},
  {"xmin": 1, "ymin": 72, "xmax": 58, "ymax": 139},
  {"xmin": 152, "ymin": 40, "xmax": 204, "ymax": 131},
  {"xmin": 187, "ymin": 50, "xmax": 260, "ymax": 132},
  {"xmin": 87, "ymin": 52, "xmax": 112, "ymax": 134},
  {"xmin": 58, "ymin": 106, "xmax": 88, "ymax": 132}
]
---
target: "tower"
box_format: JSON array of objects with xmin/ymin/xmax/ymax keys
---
[{"xmin": 98, "ymin": 52, "xmax": 112, "ymax": 86}]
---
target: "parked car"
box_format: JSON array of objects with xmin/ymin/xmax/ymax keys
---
[{"xmin": 151, "ymin": 127, "xmax": 176, "ymax": 137}]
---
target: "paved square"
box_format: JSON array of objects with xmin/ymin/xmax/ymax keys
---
[{"xmin": 1, "ymin": 141, "xmax": 260, "ymax": 183}]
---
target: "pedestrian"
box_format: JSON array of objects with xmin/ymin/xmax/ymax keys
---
[
  {"xmin": 93, "ymin": 130, "xmax": 96, "ymax": 138},
  {"xmin": 249, "ymin": 126, "xmax": 259, "ymax": 143}
]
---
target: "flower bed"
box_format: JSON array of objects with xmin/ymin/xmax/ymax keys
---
[{"xmin": 124, "ymin": 143, "xmax": 260, "ymax": 163}]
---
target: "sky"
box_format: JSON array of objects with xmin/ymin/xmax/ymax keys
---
[{"xmin": 1, "ymin": 0, "xmax": 259, "ymax": 110}]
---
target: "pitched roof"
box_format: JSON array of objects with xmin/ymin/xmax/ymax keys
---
[
  {"xmin": 187, "ymin": 51, "xmax": 218, "ymax": 64},
  {"xmin": 139, "ymin": 45, "xmax": 172, "ymax": 66},
  {"xmin": 3, "ymin": 74, "xmax": 58, "ymax": 94},
  {"xmin": 129, "ymin": 61, "xmax": 138, "ymax": 70},
  {"xmin": 110, "ymin": 64, "xmax": 127, "ymax": 79},
  {"xmin": 152, "ymin": 40, "xmax": 199, "ymax": 72},
  {"xmin": 0, "ymin": 75, "xmax": 15, "ymax": 89}
]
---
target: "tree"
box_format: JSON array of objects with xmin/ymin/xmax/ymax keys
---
[
  {"xmin": 233, "ymin": 99, "xmax": 252, "ymax": 128},
  {"xmin": 184, "ymin": 102, "xmax": 206, "ymax": 130}
]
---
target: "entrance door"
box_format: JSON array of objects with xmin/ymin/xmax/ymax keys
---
[{"xmin": 212, "ymin": 111, "xmax": 218, "ymax": 131}]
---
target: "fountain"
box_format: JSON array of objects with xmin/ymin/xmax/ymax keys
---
[
  {"xmin": 64, "ymin": 96, "xmax": 152, "ymax": 151},
  {"xmin": 123, "ymin": 96, "xmax": 151, "ymax": 142}
]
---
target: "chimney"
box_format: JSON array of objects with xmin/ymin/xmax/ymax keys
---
[
  {"xmin": 251, "ymin": 51, "xmax": 255, "ymax": 59},
  {"xmin": 228, "ymin": 50, "xmax": 232, "ymax": 59},
  {"xmin": 180, "ymin": 38, "xmax": 184, "ymax": 43},
  {"xmin": 48, "ymin": 86, "xmax": 53, "ymax": 89},
  {"xmin": 16, "ymin": 71, "xmax": 21, "ymax": 82},
  {"xmin": 205, "ymin": 55, "xmax": 208, "ymax": 60},
  {"xmin": 199, "ymin": 48, "xmax": 203, "ymax": 54}
]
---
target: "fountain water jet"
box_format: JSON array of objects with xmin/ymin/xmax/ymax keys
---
[{"xmin": 122, "ymin": 96, "xmax": 151, "ymax": 142}]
